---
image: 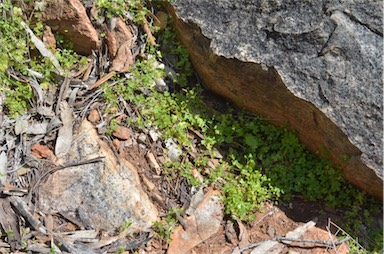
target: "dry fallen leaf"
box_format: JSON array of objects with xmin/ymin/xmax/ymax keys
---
[
  {"xmin": 110, "ymin": 41, "xmax": 134, "ymax": 73},
  {"xmin": 0, "ymin": 152, "xmax": 7, "ymax": 184},
  {"xmin": 55, "ymin": 101, "xmax": 73, "ymax": 158}
]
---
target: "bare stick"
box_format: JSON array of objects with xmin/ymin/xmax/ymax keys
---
[
  {"xmin": 240, "ymin": 236, "xmax": 350, "ymax": 253},
  {"xmin": 88, "ymin": 71, "xmax": 116, "ymax": 90},
  {"xmin": 274, "ymin": 236, "xmax": 350, "ymax": 246}
]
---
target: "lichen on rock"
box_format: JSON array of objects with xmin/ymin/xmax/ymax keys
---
[{"xmin": 168, "ymin": 0, "xmax": 383, "ymax": 198}]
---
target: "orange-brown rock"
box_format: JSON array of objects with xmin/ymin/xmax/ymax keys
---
[
  {"xmin": 42, "ymin": 0, "xmax": 100, "ymax": 55},
  {"xmin": 31, "ymin": 143, "xmax": 54, "ymax": 159},
  {"xmin": 42, "ymin": 26, "xmax": 56, "ymax": 54},
  {"xmin": 87, "ymin": 109, "xmax": 100, "ymax": 123},
  {"xmin": 112, "ymin": 125, "xmax": 131, "ymax": 140},
  {"xmin": 167, "ymin": 190, "xmax": 223, "ymax": 254},
  {"xmin": 108, "ymin": 18, "xmax": 134, "ymax": 73}
]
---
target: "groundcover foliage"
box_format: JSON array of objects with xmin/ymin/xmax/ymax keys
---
[{"xmin": 0, "ymin": 0, "xmax": 381, "ymax": 252}]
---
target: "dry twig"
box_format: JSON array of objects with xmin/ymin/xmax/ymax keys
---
[{"xmin": 88, "ymin": 71, "xmax": 116, "ymax": 90}]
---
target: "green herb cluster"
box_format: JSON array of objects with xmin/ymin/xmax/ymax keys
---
[
  {"xmin": 0, "ymin": 0, "xmax": 86, "ymax": 118},
  {"xmin": 102, "ymin": 16, "xmax": 382, "ymax": 251}
]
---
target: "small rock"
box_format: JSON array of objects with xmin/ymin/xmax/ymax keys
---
[
  {"xmin": 31, "ymin": 144, "xmax": 54, "ymax": 159},
  {"xmin": 27, "ymin": 123, "xmax": 48, "ymax": 135},
  {"xmin": 110, "ymin": 41, "xmax": 134, "ymax": 73},
  {"xmin": 42, "ymin": 0, "xmax": 100, "ymax": 55},
  {"xmin": 148, "ymin": 129, "xmax": 159, "ymax": 142},
  {"xmin": 153, "ymin": 77, "xmax": 168, "ymax": 92},
  {"xmin": 112, "ymin": 125, "xmax": 131, "ymax": 140},
  {"xmin": 237, "ymin": 220, "xmax": 250, "ymax": 249},
  {"xmin": 167, "ymin": 189, "xmax": 223, "ymax": 254},
  {"xmin": 115, "ymin": 114, "xmax": 127, "ymax": 122},
  {"xmin": 267, "ymin": 225, "xmax": 276, "ymax": 237},
  {"xmin": 87, "ymin": 109, "xmax": 100, "ymax": 123},
  {"xmin": 138, "ymin": 133, "xmax": 147, "ymax": 144},
  {"xmin": 110, "ymin": 19, "xmax": 134, "ymax": 73},
  {"xmin": 296, "ymin": 226, "xmax": 350, "ymax": 254},
  {"xmin": 185, "ymin": 188, "xmax": 204, "ymax": 216},
  {"xmin": 112, "ymin": 139, "xmax": 121, "ymax": 149},
  {"xmin": 165, "ymin": 138, "xmax": 181, "ymax": 161},
  {"xmin": 125, "ymin": 138, "xmax": 133, "ymax": 147}
]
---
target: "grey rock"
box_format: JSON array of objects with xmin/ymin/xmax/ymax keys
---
[
  {"xmin": 165, "ymin": 138, "xmax": 182, "ymax": 161},
  {"xmin": 169, "ymin": 0, "xmax": 383, "ymax": 197},
  {"xmin": 148, "ymin": 129, "xmax": 159, "ymax": 142},
  {"xmin": 154, "ymin": 77, "xmax": 169, "ymax": 92},
  {"xmin": 38, "ymin": 120, "xmax": 158, "ymax": 233},
  {"xmin": 137, "ymin": 133, "xmax": 147, "ymax": 143}
]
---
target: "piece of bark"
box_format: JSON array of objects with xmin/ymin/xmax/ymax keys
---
[
  {"xmin": 9, "ymin": 196, "xmax": 47, "ymax": 235},
  {"xmin": 0, "ymin": 198, "xmax": 21, "ymax": 250}
]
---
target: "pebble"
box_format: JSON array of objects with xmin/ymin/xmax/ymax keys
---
[
  {"xmin": 154, "ymin": 77, "xmax": 168, "ymax": 92},
  {"xmin": 138, "ymin": 133, "xmax": 147, "ymax": 143},
  {"xmin": 112, "ymin": 139, "xmax": 120, "ymax": 149},
  {"xmin": 149, "ymin": 129, "xmax": 159, "ymax": 142},
  {"xmin": 165, "ymin": 139, "xmax": 182, "ymax": 161},
  {"xmin": 112, "ymin": 125, "xmax": 131, "ymax": 140}
]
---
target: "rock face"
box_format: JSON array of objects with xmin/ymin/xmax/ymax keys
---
[
  {"xmin": 167, "ymin": 190, "xmax": 223, "ymax": 254},
  {"xmin": 43, "ymin": 0, "xmax": 100, "ymax": 55},
  {"xmin": 38, "ymin": 120, "xmax": 158, "ymax": 233},
  {"xmin": 167, "ymin": 1, "xmax": 383, "ymax": 199}
]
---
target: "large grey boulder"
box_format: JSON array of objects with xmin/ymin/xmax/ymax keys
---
[{"xmin": 167, "ymin": 0, "xmax": 383, "ymax": 198}]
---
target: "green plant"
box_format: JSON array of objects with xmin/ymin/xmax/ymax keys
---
[
  {"xmin": 0, "ymin": 0, "xmax": 87, "ymax": 117},
  {"xmin": 120, "ymin": 219, "xmax": 132, "ymax": 232},
  {"xmin": 117, "ymin": 245, "xmax": 125, "ymax": 254},
  {"xmin": 223, "ymin": 153, "xmax": 281, "ymax": 221},
  {"xmin": 98, "ymin": 5, "xmax": 382, "ymax": 251},
  {"xmin": 95, "ymin": 0, "xmax": 127, "ymax": 18},
  {"xmin": 152, "ymin": 208, "xmax": 181, "ymax": 243}
]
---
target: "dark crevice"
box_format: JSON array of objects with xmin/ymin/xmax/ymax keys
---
[
  {"xmin": 317, "ymin": 24, "xmax": 337, "ymax": 57},
  {"xmin": 342, "ymin": 11, "xmax": 383, "ymax": 37}
]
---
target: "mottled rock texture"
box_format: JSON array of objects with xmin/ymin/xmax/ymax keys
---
[
  {"xmin": 38, "ymin": 120, "xmax": 158, "ymax": 233},
  {"xmin": 168, "ymin": 0, "xmax": 383, "ymax": 198},
  {"xmin": 168, "ymin": 190, "xmax": 223, "ymax": 254},
  {"xmin": 42, "ymin": 0, "xmax": 100, "ymax": 55}
]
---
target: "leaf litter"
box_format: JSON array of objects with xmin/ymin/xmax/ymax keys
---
[{"xmin": 0, "ymin": 1, "xmax": 371, "ymax": 254}]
